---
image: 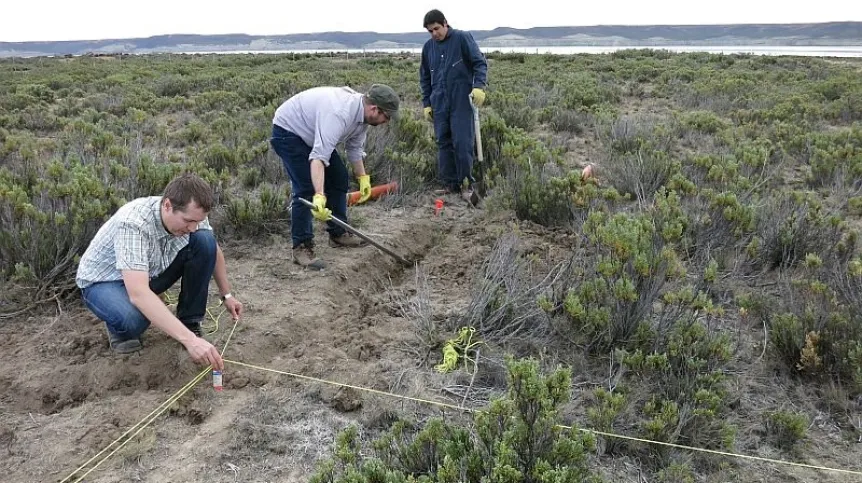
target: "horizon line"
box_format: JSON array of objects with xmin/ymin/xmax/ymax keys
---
[{"xmin": 1, "ymin": 20, "xmax": 860, "ymax": 44}]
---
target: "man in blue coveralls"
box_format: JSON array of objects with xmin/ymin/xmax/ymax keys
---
[{"xmin": 420, "ymin": 9, "xmax": 488, "ymax": 205}]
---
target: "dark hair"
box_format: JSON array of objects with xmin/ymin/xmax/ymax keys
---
[
  {"xmin": 162, "ymin": 173, "xmax": 214, "ymax": 213},
  {"xmin": 423, "ymin": 9, "xmax": 447, "ymax": 28}
]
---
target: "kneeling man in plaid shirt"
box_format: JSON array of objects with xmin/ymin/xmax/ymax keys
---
[{"xmin": 76, "ymin": 173, "xmax": 243, "ymax": 371}]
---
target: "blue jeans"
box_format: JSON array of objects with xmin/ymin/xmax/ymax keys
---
[
  {"xmin": 81, "ymin": 230, "xmax": 218, "ymax": 342},
  {"xmin": 269, "ymin": 124, "xmax": 348, "ymax": 247}
]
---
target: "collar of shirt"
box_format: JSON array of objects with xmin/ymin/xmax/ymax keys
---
[
  {"xmin": 149, "ymin": 197, "xmax": 175, "ymax": 239},
  {"xmin": 353, "ymin": 94, "xmax": 365, "ymax": 125}
]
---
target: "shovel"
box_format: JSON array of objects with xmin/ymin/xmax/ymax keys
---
[
  {"xmin": 470, "ymin": 95, "xmax": 486, "ymax": 202},
  {"xmin": 297, "ymin": 197, "xmax": 413, "ymax": 267}
]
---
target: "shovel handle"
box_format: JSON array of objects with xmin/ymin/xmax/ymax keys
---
[
  {"xmin": 296, "ymin": 197, "xmax": 413, "ymax": 266},
  {"xmin": 471, "ymin": 100, "xmax": 484, "ymax": 164}
]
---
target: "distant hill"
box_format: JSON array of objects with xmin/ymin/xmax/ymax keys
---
[{"xmin": 1, "ymin": 22, "xmax": 860, "ymax": 57}]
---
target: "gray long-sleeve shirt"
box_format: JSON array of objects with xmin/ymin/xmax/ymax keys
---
[{"xmin": 272, "ymin": 86, "xmax": 368, "ymax": 166}]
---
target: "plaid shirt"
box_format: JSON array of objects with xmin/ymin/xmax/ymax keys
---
[{"xmin": 75, "ymin": 196, "xmax": 212, "ymax": 289}]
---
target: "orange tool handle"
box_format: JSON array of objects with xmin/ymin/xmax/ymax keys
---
[{"xmin": 347, "ymin": 181, "xmax": 399, "ymax": 206}]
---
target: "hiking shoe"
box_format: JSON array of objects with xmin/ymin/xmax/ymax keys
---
[
  {"xmin": 329, "ymin": 232, "xmax": 367, "ymax": 248},
  {"xmin": 183, "ymin": 319, "xmax": 203, "ymax": 337},
  {"xmin": 293, "ymin": 241, "xmax": 326, "ymax": 270},
  {"xmin": 105, "ymin": 325, "xmax": 142, "ymax": 354},
  {"xmin": 461, "ymin": 187, "xmax": 480, "ymax": 207},
  {"xmin": 434, "ymin": 183, "xmax": 462, "ymax": 195}
]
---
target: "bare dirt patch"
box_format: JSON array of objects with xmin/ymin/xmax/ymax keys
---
[
  {"xmin": 2, "ymin": 193, "xmax": 859, "ymax": 482},
  {"xmin": 0, "ymin": 196, "xmax": 493, "ymax": 483}
]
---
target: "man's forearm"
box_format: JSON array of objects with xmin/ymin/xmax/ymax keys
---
[
  {"xmin": 311, "ymin": 159, "xmax": 326, "ymax": 194},
  {"xmin": 213, "ymin": 245, "xmax": 231, "ymax": 297},
  {"xmin": 352, "ymin": 160, "xmax": 366, "ymax": 177},
  {"xmin": 131, "ymin": 291, "xmax": 196, "ymax": 345}
]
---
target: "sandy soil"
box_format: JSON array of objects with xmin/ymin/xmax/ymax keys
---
[
  {"xmin": 1, "ymin": 191, "xmax": 859, "ymax": 482},
  {"xmin": 0, "ymin": 193, "xmax": 499, "ymax": 483}
]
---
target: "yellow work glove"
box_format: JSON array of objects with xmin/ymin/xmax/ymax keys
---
[
  {"xmin": 311, "ymin": 193, "xmax": 332, "ymax": 221},
  {"xmin": 357, "ymin": 174, "xmax": 372, "ymax": 204},
  {"xmin": 470, "ymin": 88, "xmax": 486, "ymax": 107},
  {"xmin": 423, "ymin": 106, "xmax": 433, "ymax": 121}
]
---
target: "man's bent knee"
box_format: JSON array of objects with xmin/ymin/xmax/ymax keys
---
[
  {"xmin": 189, "ymin": 230, "xmax": 217, "ymax": 258},
  {"xmin": 82, "ymin": 284, "xmax": 151, "ymax": 339}
]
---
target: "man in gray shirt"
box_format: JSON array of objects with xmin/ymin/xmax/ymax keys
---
[
  {"xmin": 76, "ymin": 173, "xmax": 243, "ymax": 370},
  {"xmin": 270, "ymin": 84, "xmax": 400, "ymax": 269}
]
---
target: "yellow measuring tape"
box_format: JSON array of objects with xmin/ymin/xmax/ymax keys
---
[
  {"xmin": 160, "ymin": 292, "xmax": 227, "ymax": 335},
  {"xmin": 60, "ymin": 312, "xmax": 239, "ymax": 483},
  {"xmin": 61, "ymin": 368, "xmax": 211, "ymax": 483},
  {"xmin": 223, "ymin": 358, "xmax": 862, "ymax": 478},
  {"xmin": 62, "ymin": 311, "xmax": 862, "ymax": 479}
]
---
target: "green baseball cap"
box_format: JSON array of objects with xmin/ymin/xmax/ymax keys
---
[{"xmin": 367, "ymin": 84, "xmax": 400, "ymax": 120}]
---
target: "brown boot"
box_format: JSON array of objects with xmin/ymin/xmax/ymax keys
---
[
  {"xmin": 104, "ymin": 323, "xmax": 142, "ymax": 354},
  {"xmin": 329, "ymin": 232, "xmax": 367, "ymax": 248},
  {"xmin": 292, "ymin": 241, "xmax": 326, "ymax": 270},
  {"xmin": 461, "ymin": 187, "xmax": 480, "ymax": 207}
]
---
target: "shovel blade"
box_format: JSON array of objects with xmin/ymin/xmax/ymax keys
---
[{"xmin": 296, "ymin": 197, "xmax": 414, "ymax": 266}]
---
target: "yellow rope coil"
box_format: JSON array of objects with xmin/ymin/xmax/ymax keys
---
[{"xmin": 435, "ymin": 327, "xmax": 483, "ymax": 373}]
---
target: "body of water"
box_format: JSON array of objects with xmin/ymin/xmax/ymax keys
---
[{"xmin": 193, "ymin": 45, "xmax": 862, "ymax": 58}]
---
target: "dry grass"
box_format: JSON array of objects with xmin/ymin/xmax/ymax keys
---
[
  {"xmin": 458, "ymin": 233, "xmax": 563, "ymax": 348},
  {"xmin": 390, "ymin": 266, "xmax": 438, "ymax": 363},
  {"xmin": 225, "ymin": 388, "xmax": 356, "ymax": 471}
]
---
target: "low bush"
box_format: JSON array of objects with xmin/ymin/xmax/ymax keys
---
[
  {"xmin": 220, "ymin": 183, "xmax": 289, "ymax": 238},
  {"xmin": 763, "ymin": 410, "xmax": 808, "ymax": 450},
  {"xmin": 310, "ymin": 358, "xmax": 601, "ymax": 483}
]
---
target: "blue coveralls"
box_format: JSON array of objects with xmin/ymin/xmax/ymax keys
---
[{"xmin": 420, "ymin": 28, "xmax": 488, "ymax": 191}]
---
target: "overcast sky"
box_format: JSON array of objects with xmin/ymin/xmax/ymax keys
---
[{"xmin": 2, "ymin": 0, "xmax": 859, "ymax": 42}]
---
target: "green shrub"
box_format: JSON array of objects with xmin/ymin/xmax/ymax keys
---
[
  {"xmin": 310, "ymin": 358, "xmax": 601, "ymax": 483},
  {"xmin": 553, "ymin": 211, "xmax": 685, "ymax": 352},
  {"xmin": 491, "ymin": 92, "xmax": 537, "ymax": 131},
  {"xmin": 221, "ymin": 184, "xmax": 289, "ymax": 238},
  {"xmin": 659, "ymin": 183, "xmax": 756, "ymax": 267},
  {"xmin": 586, "ymin": 388, "xmax": 627, "ymax": 454},
  {"xmin": 747, "ymin": 191, "xmax": 847, "ymax": 271},
  {"xmin": 768, "ymin": 250, "xmax": 862, "ymax": 395},
  {"xmin": 0, "ymin": 160, "xmax": 124, "ymax": 303},
  {"xmin": 153, "ymin": 74, "xmax": 193, "ymax": 97},
  {"xmin": 598, "ymin": 115, "xmax": 680, "ymax": 204},
  {"xmin": 681, "ymin": 110, "xmax": 729, "ymax": 135},
  {"xmin": 600, "ymin": 115, "xmax": 676, "ymax": 157},
  {"xmin": 540, "ymin": 107, "xmax": 587, "ymax": 134},
  {"xmin": 239, "ymin": 166, "xmax": 263, "ymax": 189},
  {"xmin": 656, "ymin": 462, "xmax": 696, "ymax": 483},
  {"xmin": 848, "ymin": 196, "xmax": 862, "ymax": 216},
  {"xmin": 364, "ymin": 113, "xmax": 437, "ymax": 193},
  {"xmin": 0, "ymin": 93, "xmax": 41, "ymax": 111},
  {"xmin": 561, "ymin": 73, "xmax": 620, "ymax": 111},
  {"xmin": 763, "ymin": 410, "xmax": 807, "ymax": 450},
  {"xmin": 621, "ymin": 317, "xmax": 735, "ymax": 453},
  {"xmin": 196, "ymin": 143, "xmax": 241, "ymax": 173},
  {"xmin": 805, "ymin": 125, "xmax": 862, "ymax": 188}
]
